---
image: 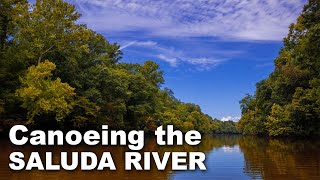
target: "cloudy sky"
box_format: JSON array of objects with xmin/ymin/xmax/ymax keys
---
[{"xmin": 69, "ymin": 0, "xmax": 306, "ymax": 121}]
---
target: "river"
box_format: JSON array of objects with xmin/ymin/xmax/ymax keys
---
[{"xmin": 0, "ymin": 135, "xmax": 319, "ymax": 179}]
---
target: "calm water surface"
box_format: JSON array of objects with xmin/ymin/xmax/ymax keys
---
[{"xmin": 0, "ymin": 135, "xmax": 319, "ymax": 180}]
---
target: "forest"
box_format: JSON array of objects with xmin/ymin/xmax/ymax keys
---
[
  {"xmin": 0, "ymin": 0, "xmax": 239, "ymax": 134},
  {"xmin": 1, "ymin": 0, "xmax": 318, "ymax": 137},
  {"xmin": 237, "ymin": 0, "xmax": 320, "ymax": 136}
]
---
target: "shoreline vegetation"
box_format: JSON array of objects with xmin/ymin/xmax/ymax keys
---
[
  {"xmin": 0, "ymin": 0, "xmax": 319, "ymax": 137},
  {"xmin": 237, "ymin": 0, "xmax": 320, "ymax": 137}
]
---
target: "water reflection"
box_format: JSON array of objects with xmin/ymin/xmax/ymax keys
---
[
  {"xmin": 239, "ymin": 136, "xmax": 320, "ymax": 180},
  {"xmin": 0, "ymin": 136, "xmax": 319, "ymax": 180}
]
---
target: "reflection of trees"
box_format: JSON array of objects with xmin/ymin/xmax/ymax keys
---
[
  {"xmin": 1, "ymin": 136, "xmax": 318, "ymax": 180},
  {"xmin": 0, "ymin": 135, "xmax": 240, "ymax": 180},
  {"xmin": 239, "ymin": 136, "xmax": 320, "ymax": 180},
  {"xmin": 156, "ymin": 135, "xmax": 240, "ymax": 154}
]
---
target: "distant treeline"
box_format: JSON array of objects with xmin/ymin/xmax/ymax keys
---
[
  {"xmin": 237, "ymin": 0, "xmax": 320, "ymax": 137},
  {"xmin": 0, "ymin": 0, "xmax": 239, "ymax": 134}
]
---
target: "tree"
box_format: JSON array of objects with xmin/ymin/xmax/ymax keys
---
[
  {"xmin": 240, "ymin": 94, "xmax": 255, "ymax": 114},
  {"xmin": 266, "ymin": 104, "xmax": 295, "ymax": 136},
  {"xmin": 237, "ymin": 109, "xmax": 265, "ymax": 135},
  {"xmin": 12, "ymin": 0, "xmax": 92, "ymax": 65},
  {"xmin": 15, "ymin": 60, "xmax": 75, "ymax": 123},
  {"xmin": 238, "ymin": 0, "xmax": 320, "ymax": 136},
  {"xmin": 0, "ymin": 0, "xmax": 27, "ymax": 51}
]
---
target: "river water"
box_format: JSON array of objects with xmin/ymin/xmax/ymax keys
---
[{"xmin": 0, "ymin": 135, "xmax": 319, "ymax": 180}]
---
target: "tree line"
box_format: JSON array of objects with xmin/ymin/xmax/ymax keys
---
[
  {"xmin": 237, "ymin": 0, "xmax": 320, "ymax": 137},
  {"xmin": 0, "ymin": 0, "xmax": 239, "ymax": 134}
]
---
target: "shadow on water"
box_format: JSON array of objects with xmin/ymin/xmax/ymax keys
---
[
  {"xmin": 0, "ymin": 135, "xmax": 319, "ymax": 180},
  {"xmin": 239, "ymin": 136, "xmax": 320, "ymax": 180}
]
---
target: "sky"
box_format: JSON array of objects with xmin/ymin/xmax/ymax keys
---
[{"xmin": 68, "ymin": 0, "xmax": 307, "ymax": 121}]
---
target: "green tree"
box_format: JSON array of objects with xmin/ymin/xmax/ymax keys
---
[
  {"xmin": 239, "ymin": 0, "xmax": 320, "ymax": 136},
  {"xmin": 15, "ymin": 60, "xmax": 75, "ymax": 123},
  {"xmin": 237, "ymin": 110, "xmax": 265, "ymax": 135},
  {"xmin": 12, "ymin": 0, "xmax": 92, "ymax": 65},
  {"xmin": 0, "ymin": 0, "xmax": 27, "ymax": 51},
  {"xmin": 266, "ymin": 104, "xmax": 295, "ymax": 136}
]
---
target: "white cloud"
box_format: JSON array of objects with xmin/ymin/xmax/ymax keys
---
[
  {"xmin": 119, "ymin": 40, "xmax": 157, "ymax": 50},
  {"xmin": 186, "ymin": 57, "xmax": 225, "ymax": 66},
  {"xmin": 222, "ymin": 145, "xmax": 240, "ymax": 152},
  {"xmin": 221, "ymin": 116, "xmax": 241, "ymax": 122},
  {"xmin": 157, "ymin": 54, "xmax": 178, "ymax": 66},
  {"xmin": 155, "ymin": 49, "xmax": 227, "ymax": 69},
  {"xmin": 119, "ymin": 41, "xmax": 136, "ymax": 50},
  {"xmin": 121, "ymin": 40, "xmax": 228, "ymax": 69},
  {"xmin": 68, "ymin": 0, "xmax": 305, "ymax": 70},
  {"xmin": 71, "ymin": 0, "xmax": 306, "ymax": 41},
  {"xmin": 180, "ymin": 57, "xmax": 226, "ymax": 71}
]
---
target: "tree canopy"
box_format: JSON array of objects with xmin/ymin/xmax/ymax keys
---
[{"xmin": 237, "ymin": 0, "xmax": 320, "ymax": 136}]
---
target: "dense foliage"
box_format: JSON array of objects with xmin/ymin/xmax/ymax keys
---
[
  {"xmin": 0, "ymin": 0, "xmax": 225, "ymax": 133},
  {"xmin": 237, "ymin": 0, "xmax": 320, "ymax": 136},
  {"xmin": 212, "ymin": 119, "xmax": 239, "ymax": 134}
]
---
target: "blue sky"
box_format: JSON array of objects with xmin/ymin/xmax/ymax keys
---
[{"xmin": 69, "ymin": 0, "xmax": 306, "ymax": 121}]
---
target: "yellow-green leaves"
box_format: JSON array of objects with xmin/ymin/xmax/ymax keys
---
[
  {"xmin": 12, "ymin": 0, "xmax": 92, "ymax": 64},
  {"xmin": 266, "ymin": 104, "xmax": 294, "ymax": 136},
  {"xmin": 16, "ymin": 60, "xmax": 75, "ymax": 123}
]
